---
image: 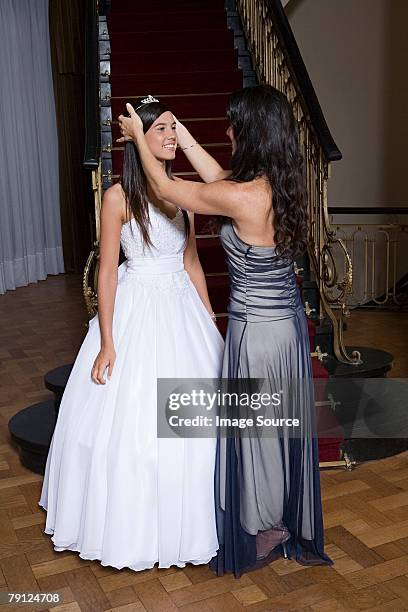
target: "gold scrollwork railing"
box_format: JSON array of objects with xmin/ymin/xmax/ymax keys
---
[
  {"xmin": 83, "ymin": 162, "xmax": 102, "ymax": 317},
  {"xmin": 236, "ymin": 0, "xmax": 361, "ymax": 364},
  {"xmin": 235, "ymin": 0, "xmax": 361, "ymax": 364},
  {"xmin": 331, "ymin": 222, "xmax": 408, "ymax": 307}
]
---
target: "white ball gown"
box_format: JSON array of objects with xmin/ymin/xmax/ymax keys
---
[{"xmin": 38, "ymin": 202, "xmax": 225, "ymax": 571}]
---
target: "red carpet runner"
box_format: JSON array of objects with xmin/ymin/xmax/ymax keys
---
[{"xmin": 107, "ymin": 0, "xmax": 343, "ymax": 462}]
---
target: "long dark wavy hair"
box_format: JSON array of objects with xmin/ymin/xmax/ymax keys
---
[
  {"xmin": 120, "ymin": 97, "xmax": 190, "ymax": 248},
  {"xmin": 226, "ymin": 84, "xmax": 308, "ymax": 260}
]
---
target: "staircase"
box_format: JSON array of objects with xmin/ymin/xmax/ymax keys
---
[
  {"xmin": 105, "ymin": 0, "xmax": 238, "ymax": 336},
  {"xmin": 103, "ymin": 0, "xmax": 345, "ymax": 466},
  {"xmin": 8, "ymin": 0, "xmax": 348, "ymax": 474}
]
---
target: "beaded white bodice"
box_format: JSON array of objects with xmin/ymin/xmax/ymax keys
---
[
  {"xmin": 117, "ymin": 202, "xmax": 190, "ymax": 293},
  {"xmin": 120, "ymin": 202, "xmax": 186, "ymax": 260}
]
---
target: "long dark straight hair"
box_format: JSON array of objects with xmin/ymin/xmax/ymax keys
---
[
  {"xmin": 120, "ymin": 97, "xmax": 190, "ymax": 248},
  {"xmin": 226, "ymin": 84, "xmax": 308, "ymax": 260}
]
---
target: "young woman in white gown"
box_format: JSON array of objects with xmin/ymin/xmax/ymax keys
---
[{"xmin": 38, "ymin": 96, "xmax": 225, "ymax": 572}]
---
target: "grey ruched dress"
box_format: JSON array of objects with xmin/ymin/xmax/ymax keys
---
[{"xmin": 209, "ymin": 219, "xmax": 333, "ymax": 577}]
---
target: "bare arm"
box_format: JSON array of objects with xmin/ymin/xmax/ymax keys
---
[
  {"xmin": 97, "ymin": 184, "xmax": 123, "ymax": 346},
  {"xmin": 91, "ymin": 184, "xmax": 123, "ymax": 384},
  {"xmin": 183, "ymin": 212, "xmax": 216, "ymax": 322},
  {"xmin": 117, "ymin": 104, "xmax": 243, "ymax": 217},
  {"xmin": 176, "ymin": 119, "xmax": 231, "ymax": 183}
]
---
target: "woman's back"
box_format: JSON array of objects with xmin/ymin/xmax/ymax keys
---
[{"xmin": 220, "ymin": 218, "xmax": 300, "ymax": 323}]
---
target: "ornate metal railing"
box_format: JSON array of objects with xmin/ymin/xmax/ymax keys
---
[
  {"xmin": 328, "ymin": 209, "xmax": 408, "ymax": 307},
  {"xmin": 235, "ymin": 0, "xmax": 361, "ymax": 364},
  {"xmin": 335, "ymin": 224, "xmax": 407, "ymax": 307}
]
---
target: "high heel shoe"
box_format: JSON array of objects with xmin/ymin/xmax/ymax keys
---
[
  {"xmin": 281, "ymin": 534, "xmax": 291, "ymax": 559},
  {"xmin": 256, "ymin": 524, "xmax": 291, "ymax": 560}
]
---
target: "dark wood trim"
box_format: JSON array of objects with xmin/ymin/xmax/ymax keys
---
[
  {"xmin": 83, "ymin": 0, "xmax": 100, "ymax": 170},
  {"xmin": 49, "ymin": 0, "xmax": 93, "ymax": 273},
  {"xmin": 99, "ymin": 0, "xmax": 111, "ymax": 16}
]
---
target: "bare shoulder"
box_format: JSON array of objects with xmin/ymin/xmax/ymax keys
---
[
  {"xmin": 209, "ymin": 177, "xmax": 248, "ymax": 205},
  {"xmin": 103, "ymin": 181, "xmax": 124, "ymax": 202},
  {"xmin": 102, "ymin": 182, "xmax": 126, "ymax": 223},
  {"xmin": 228, "ymin": 177, "xmax": 271, "ymax": 221}
]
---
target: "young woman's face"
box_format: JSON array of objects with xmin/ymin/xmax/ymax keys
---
[
  {"xmin": 226, "ymin": 125, "xmax": 236, "ymax": 154},
  {"xmin": 145, "ymin": 111, "xmax": 177, "ymax": 161}
]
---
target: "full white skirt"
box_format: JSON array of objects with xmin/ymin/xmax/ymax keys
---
[{"xmin": 39, "ymin": 262, "xmax": 224, "ymax": 571}]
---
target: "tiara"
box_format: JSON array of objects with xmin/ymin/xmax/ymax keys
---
[{"xmin": 135, "ymin": 95, "xmax": 159, "ymax": 110}]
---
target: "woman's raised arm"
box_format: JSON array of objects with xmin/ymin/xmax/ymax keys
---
[
  {"xmin": 117, "ymin": 104, "xmax": 242, "ymax": 218},
  {"xmin": 176, "ymin": 118, "xmax": 231, "ymax": 184}
]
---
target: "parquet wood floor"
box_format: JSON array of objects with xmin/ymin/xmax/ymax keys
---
[{"xmin": 0, "ymin": 273, "xmax": 407, "ymax": 611}]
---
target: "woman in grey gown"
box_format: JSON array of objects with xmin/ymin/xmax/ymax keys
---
[{"xmin": 117, "ymin": 84, "xmax": 333, "ymax": 577}]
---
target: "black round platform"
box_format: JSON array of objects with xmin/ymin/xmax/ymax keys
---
[
  {"xmin": 44, "ymin": 363, "xmax": 74, "ymax": 398},
  {"xmin": 342, "ymin": 439, "xmax": 408, "ymax": 463},
  {"xmin": 325, "ymin": 346, "xmax": 393, "ymax": 378},
  {"xmin": 331, "ymin": 376, "xmax": 408, "ymax": 463},
  {"xmin": 9, "ymin": 399, "xmax": 58, "ymax": 474}
]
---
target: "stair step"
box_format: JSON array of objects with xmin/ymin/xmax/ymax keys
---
[
  {"xmin": 194, "ymin": 215, "xmax": 220, "ymax": 235},
  {"xmin": 196, "ymin": 237, "xmax": 228, "ymax": 273},
  {"xmin": 307, "ymin": 318, "xmax": 316, "ymax": 351},
  {"xmin": 174, "ymin": 118, "xmax": 230, "ymax": 142},
  {"xmin": 8, "ymin": 400, "xmax": 58, "ymax": 473},
  {"xmin": 111, "ymin": 71, "xmax": 242, "ymax": 97},
  {"xmin": 111, "ymin": 117, "xmax": 230, "ymax": 144},
  {"xmin": 111, "ymin": 93, "xmax": 231, "ymax": 120},
  {"xmin": 44, "ymin": 363, "xmax": 74, "ymax": 397},
  {"xmin": 111, "ymin": 0, "xmax": 224, "ymax": 13},
  {"xmin": 108, "ymin": 10, "xmax": 227, "ymax": 32},
  {"xmin": 176, "ymin": 146, "xmax": 231, "ymax": 173},
  {"xmin": 111, "ymin": 145, "xmax": 231, "ymax": 175},
  {"xmin": 110, "ymin": 48, "xmax": 238, "ymax": 75},
  {"xmin": 109, "ymin": 29, "xmax": 234, "ymax": 53},
  {"xmin": 216, "ymin": 316, "xmax": 228, "ymax": 337},
  {"xmin": 173, "ymin": 173, "xmax": 202, "ymax": 181},
  {"xmin": 206, "ymin": 275, "xmax": 230, "ymax": 312},
  {"xmin": 111, "ymin": 6, "xmax": 226, "ymax": 18},
  {"xmin": 111, "ymin": 172, "xmax": 204, "ymax": 183}
]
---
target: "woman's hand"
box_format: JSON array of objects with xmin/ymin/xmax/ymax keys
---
[
  {"xmin": 91, "ymin": 344, "xmax": 116, "ymax": 384},
  {"xmin": 173, "ymin": 114, "xmax": 184, "ymax": 132},
  {"xmin": 173, "ymin": 115, "xmax": 184, "ymax": 132},
  {"xmin": 208, "ymin": 311, "xmax": 218, "ymax": 327},
  {"xmin": 174, "ymin": 116, "xmax": 196, "ymax": 151},
  {"xmin": 117, "ymin": 103, "xmax": 143, "ymax": 143}
]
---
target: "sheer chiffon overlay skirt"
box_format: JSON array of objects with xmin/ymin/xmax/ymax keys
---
[
  {"xmin": 209, "ymin": 219, "xmax": 333, "ymax": 577},
  {"xmin": 209, "ymin": 304, "xmax": 334, "ymax": 577}
]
